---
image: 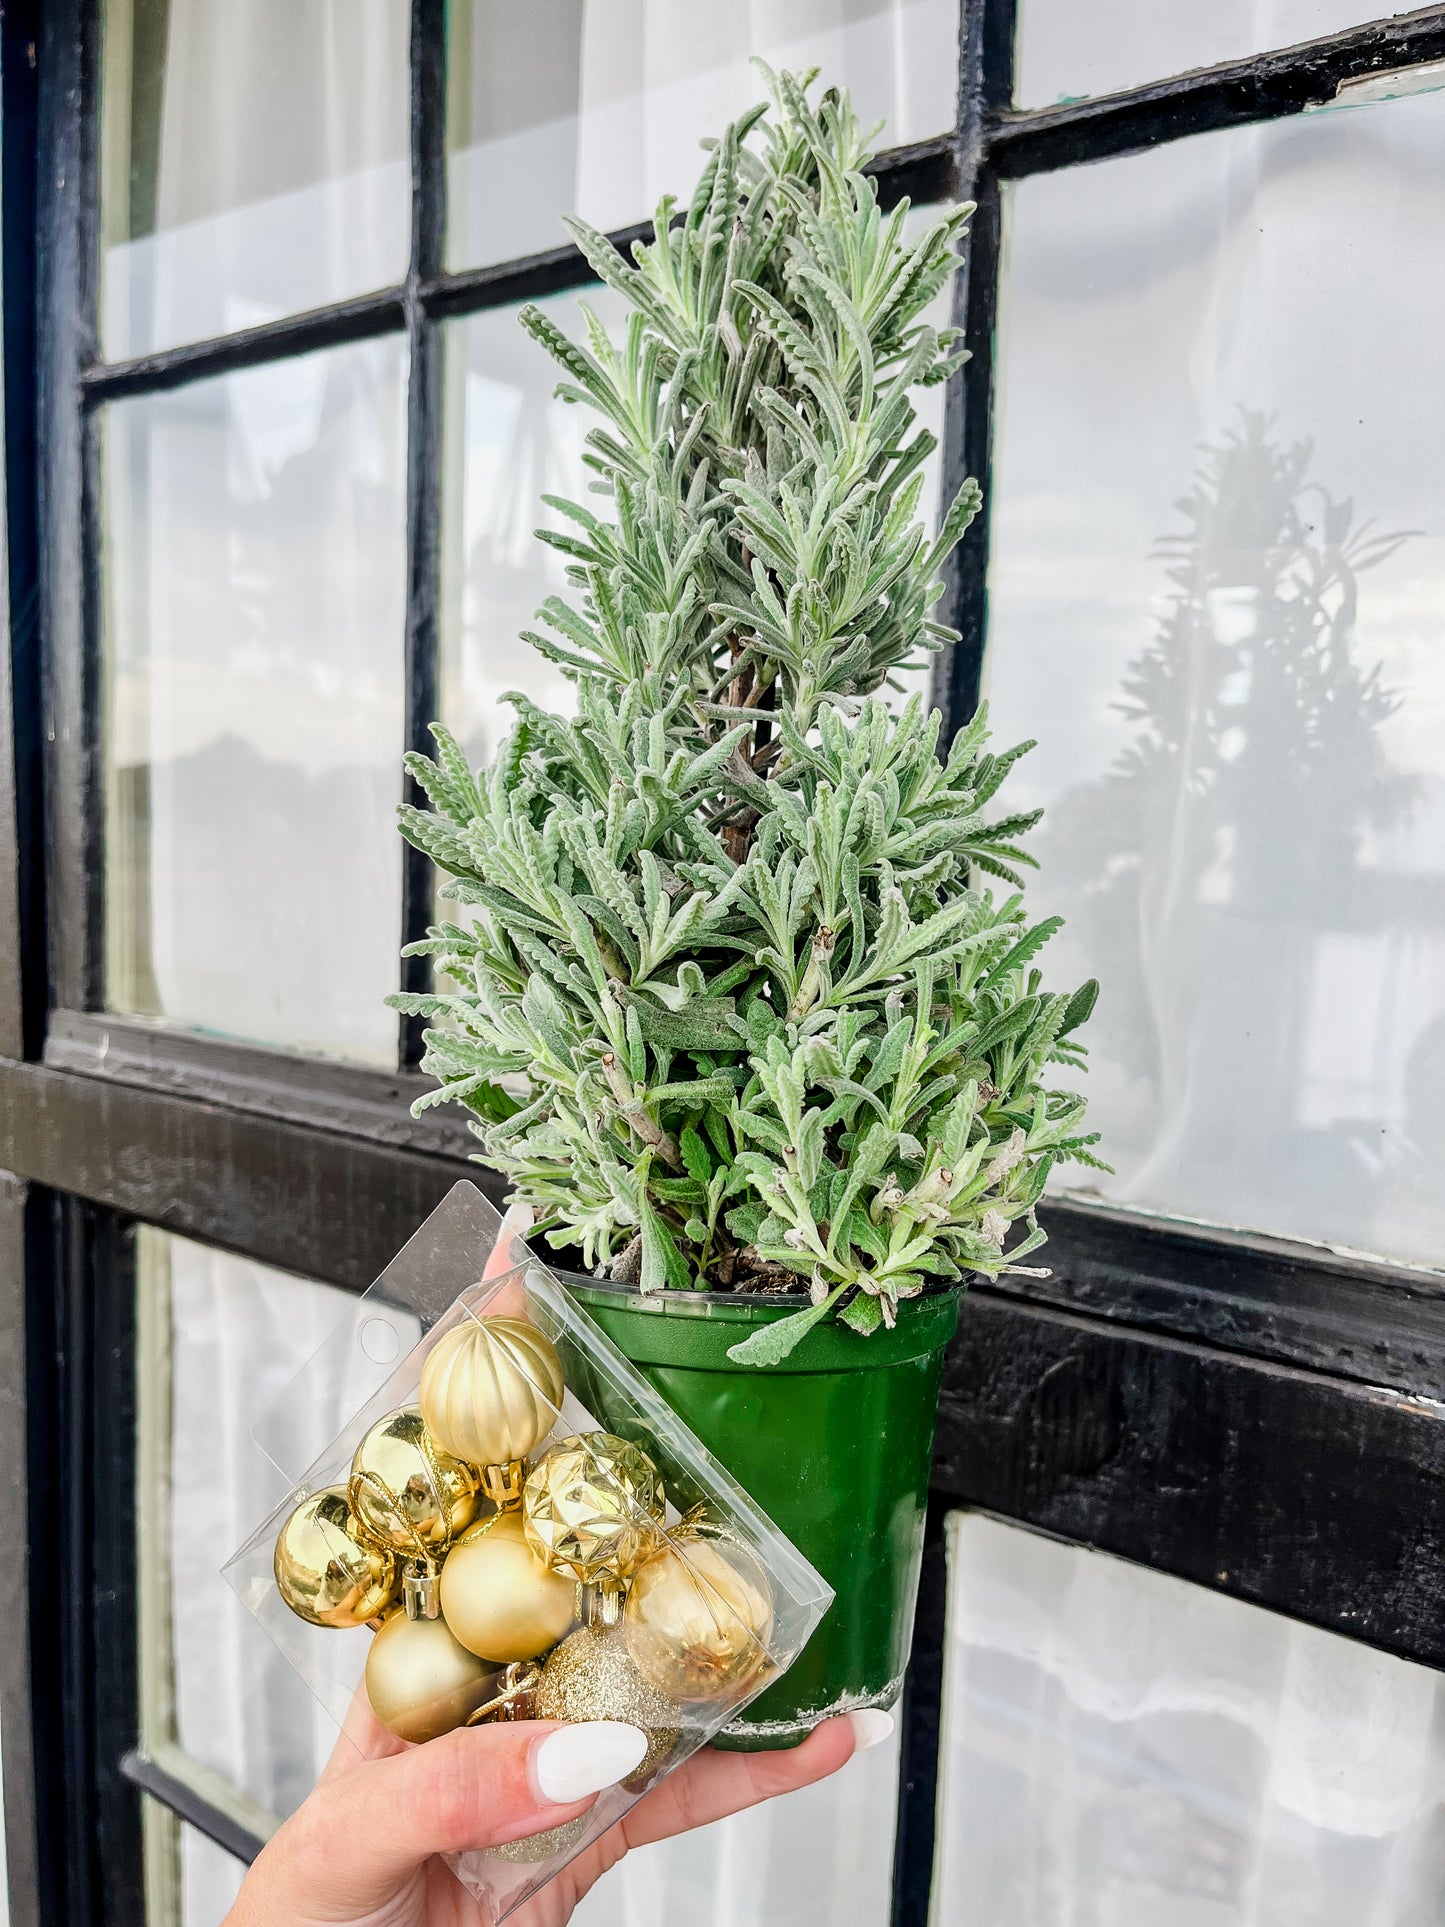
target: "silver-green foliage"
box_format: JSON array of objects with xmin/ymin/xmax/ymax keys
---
[{"xmin": 393, "ymin": 70, "xmax": 1103, "ymax": 1363}]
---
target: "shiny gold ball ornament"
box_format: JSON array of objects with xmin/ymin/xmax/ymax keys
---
[
  {"xmin": 347, "ymin": 1406, "xmax": 478, "ymax": 1563},
  {"xmin": 623, "ymin": 1531, "xmax": 775, "ymax": 1703},
  {"xmin": 273, "ymin": 1486, "xmax": 399, "ymax": 1629},
  {"xmin": 364, "ymin": 1610, "xmax": 502, "ymax": 1743},
  {"xmin": 523, "ymin": 1432, "xmax": 665, "ymax": 1586},
  {"xmin": 535, "ymin": 1625, "xmax": 681, "ymax": 1787},
  {"xmin": 419, "ymin": 1315, "xmax": 565, "ymax": 1470},
  {"xmin": 439, "ymin": 1508, "xmax": 577, "ymax": 1662}
]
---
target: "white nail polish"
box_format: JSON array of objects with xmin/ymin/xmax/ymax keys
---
[
  {"xmin": 533, "ymin": 1722, "xmax": 648, "ymax": 1803},
  {"xmin": 847, "ymin": 1709, "xmax": 894, "ymax": 1752}
]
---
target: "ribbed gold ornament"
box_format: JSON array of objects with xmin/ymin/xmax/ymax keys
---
[
  {"xmin": 439, "ymin": 1508, "xmax": 577, "ymax": 1662},
  {"xmin": 363, "ymin": 1611, "xmax": 501, "ymax": 1742},
  {"xmin": 522, "ymin": 1433, "xmax": 664, "ymax": 1586},
  {"xmin": 347, "ymin": 1406, "xmax": 477, "ymax": 1565},
  {"xmin": 273, "ymin": 1486, "xmax": 399, "ymax": 1629},
  {"xmin": 535, "ymin": 1625, "xmax": 682, "ymax": 1787},
  {"xmin": 419, "ymin": 1315, "xmax": 564, "ymax": 1469},
  {"xmin": 623, "ymin": 1528, "xmax": 775, "ymax": 1702}
]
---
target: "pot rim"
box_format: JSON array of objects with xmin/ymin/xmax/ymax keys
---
[{"xmin": 556, "ymin": 1266, "xmax": 960, "ymax": 1316}]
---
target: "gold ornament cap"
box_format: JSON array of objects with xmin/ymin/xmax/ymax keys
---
[
  {"xmin": 364, "ymin": 1611, "xmax": 501, "ymax": 1743},
  {"xmin": 439, "ymin": 1508, "xmax": 577, "ymax": 1662},
  {"xmin": 348, "ymin": 1406, "xmax": 478, "ymax": 1561},
  {"xmin": 535, "ymin": 1625, "xmax": 681, "ymax": 1788},
  {"xmin": 522, "ymin": 1432, "xmax": 665, "ymax": 1586},
  {"xmin": 419, "ymin": 1315, "xmax": 564, "ymax": 1470},
  {"xmin": 623, "ymin": 1528, "xmax": 775, "ymax": 1704},
  {"xmin": 274, "ymin": 1486, "xmax": 399, "ymax": 1629}
]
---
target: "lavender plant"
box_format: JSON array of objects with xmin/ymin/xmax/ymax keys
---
[{"xmin": 392, "ymin": 69, "xmax": 1102, "ymax": 1364}]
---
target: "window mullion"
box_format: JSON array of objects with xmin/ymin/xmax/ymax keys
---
[{"xmin": 400, "ymin": 0, "xmax": 447, "ymax": 1067}]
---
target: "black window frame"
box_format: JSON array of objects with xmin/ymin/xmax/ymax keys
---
[{"xmin": 5, "ymin": 3, "xmax": 1445, "ymax": 1923}]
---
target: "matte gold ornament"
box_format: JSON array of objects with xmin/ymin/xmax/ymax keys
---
[
  {"xmin": 623, "ymin": 1528, "xmax": 775, "ymax": 1703},
  {"xmin": 522, "ymin": 1433, "xmax": 664, "ymax": 1586},
  {"xmin": 273, "ymin": 1486, "xmax": 399, "ymax": 1629},
  {"xmin": 364, "ymin": 1610, "xmax": 501, "ymax": 1743},
  {"xmin": 535, "ymin": 1625, "xmax": 681, "ymax": 1787},
  {"xmin": 419, "ymin": 1316, "xmax": 565, "ymax": 1482},
  {"xmin": 439, "ymin": 1508, "xmax": 576, "ymax": 1662},
  {"xmin": 348, "ymin": 1406, "xmax": 478, "ymax": 1577}
]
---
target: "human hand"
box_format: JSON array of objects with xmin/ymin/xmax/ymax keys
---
[{"xmin": 224, "ymin": 1695, "xmax": 890, "ymax": 1927}]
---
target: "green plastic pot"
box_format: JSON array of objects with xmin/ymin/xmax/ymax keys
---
[{"xmin": 562, "ymin": 1274, "xmax": 960, "ymax": 1750}]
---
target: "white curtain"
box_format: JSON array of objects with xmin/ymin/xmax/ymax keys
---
[
  {"xmin": 102, "ymin": 0, "xmax": 410, "ymax": 357},
  {"xmin": 448, "ymin": 0, "xmax": 960, "ymax": 269},
  {"xmin": 934, "ymin": 1514, "xmax": 1445, "ymax": 1925}
]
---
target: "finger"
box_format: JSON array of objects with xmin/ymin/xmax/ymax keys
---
[
  {"xmin": 240, "ymin": 1720, "xmax": 645, "ymax": 1922},
  {"xmin": 621, "ymin": 1713, "xmax": 876, "ymax": 1852},
  {"xmin": 316, "ymin": 1678, "xmax": 406, "ymax": 1785},
  {"xmin": 478, "ymin": 1201, "xmax": 536, "ymax": 1315}
]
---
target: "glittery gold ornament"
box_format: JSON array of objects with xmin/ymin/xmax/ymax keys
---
[
  {"xmin": 623, "ymin": 1528, "xmax": 775, "ymax": 1702},
  {"xmin": 487, "ymin": 1816, "xmax": 590, "ymax": 1865},
  {"xmin": 535, "ymin": 1625, "xmax": 681, "ymax": 1787},
  {"xmin": 522, "ymin": 1433, "xmax": 664, "ymax": 1586},
  {"xmin": 419, "ymin": 1315, "xmax": 564, "ymax": 1471},
  {"xmin": 439, "ymin": 1508, "xmax": 577, "ymax": 1662},
  {"xmin": 348, "ymin": 1407, "xmax": 478, "ymax": 1565},
  {"xmin": 273, "ymin": 1486, "xmax": 399, "ymax": 1629},
  {"xmin": 364, "ymin": 1610, "xmax": 501, "ymax": 1742}
]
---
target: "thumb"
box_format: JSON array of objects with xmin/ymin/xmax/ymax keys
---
[{"xmin": 233, "ymin": 1720, "xmax": 646, "ymax": 1922}]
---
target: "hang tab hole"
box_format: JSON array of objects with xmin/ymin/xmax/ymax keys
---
[{"xmin": 360, "ymin": 1317, "xmax": 403, "ymax": 1365}]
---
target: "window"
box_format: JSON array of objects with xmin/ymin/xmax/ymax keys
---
[{"xmin": 5, "ymin": 2, "xmax": 1445, "ymax": 1924}]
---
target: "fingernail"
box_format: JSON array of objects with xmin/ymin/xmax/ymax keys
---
[
  {"xmin": 532, "ymin": 1722, "xmax": 648, "ymax": 1803},
  {"xmin": 847, "ymin": 1709, "xmax": 894, "ymax": 1752}
]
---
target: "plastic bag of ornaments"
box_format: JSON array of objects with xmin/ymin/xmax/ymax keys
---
[{"xmin": 223, "ymin": 1180, "xmax": 834, "ymax": 1922}]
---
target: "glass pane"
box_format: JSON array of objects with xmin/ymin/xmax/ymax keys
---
[
  {"xmin": 446, "ymin": 0, "xmax": 960, "ymax": 270},
  {"xmin": 180, "ymin": 1826, "xmax": 245, "ymax": 1927},
  {"xmin": 440, "ymin": 287, "xmax": 624, "ymax": 769},
  {"xmin": 935, "ymin": 1513, "xmax": 1445, "ymax": 1923},
  {"xmin": 141, "ymin": 1798, "xmax": 247, "ymax": 1927},
  {"xmin": 1015, "ymin": 1, "xmax": 1399, "ymax": 107},
  {"xmin": 136, "ymin": 1229, "xmax": 355, "ymax": 1827},
  {"xmin": 102, "ymin": 336, "xmax": 408, "ymax": 1065},
  {"xmin": 99, "ymin": 0, "xmax": 410, "ymax": 360},
  {"xmin": 572, "ymin": 1720, "xmax": 901, "ymax": 1926},
  {"xmin": 440, "ymin": 211, "xmax": 952, "ymax": 766},
  {"xmin": 985, "ymin": 93, "xmax": 1445, "ymax": 1267}
]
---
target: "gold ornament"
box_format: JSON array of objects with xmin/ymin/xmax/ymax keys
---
[
  {"xmin": 465, "ymin": 1660, "xmax": 544, "ymax": 1725},
  {"xmin": 536, "ymin": 1625, "xmax": 681, "ymax": 1788},
  {"xmin": 523, "ymin": 1433, "xmax": 665, "ymax": 1586},
  {"xmin": 273, "ymin": 1486, "xmax": 399, "ymax": 1629},
  {"xmin": 623, "ymin": 1528, "xmax": 775, "ymax": 1703},
  {"xmin": 364, "ymin": 1610, "xmax": 501, "ymax": 1742},
  {"xmin": 439, "ymin": 1509, "xmax": 577, "ymax": 1662},
  {"xmin": 419, "ymin": 1316, "xmax": 564, "ymax": 1481},
  {"xmin": 487, "ymin": 1816, "xmax": 590, "ymax": 1864},
  {"xmin": 348, "ymin": 1407, "xmax": 478, "ymax": 1569}
]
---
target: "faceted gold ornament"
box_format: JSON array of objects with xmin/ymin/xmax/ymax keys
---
[
  {"xmin": 348, "ymin": 1406, "xmax": 478, "ymax": 1562},
  {"xmin": 364, "ymin": 1609, "xmax": 501, "ymax": 1742},
  {"xmin": 439, "ymin": 1508, "xmax": 576, "ymax": 1662},
  {"xmin": 273, "ymin": 1486, "xmax": 399, "ymax": 1629},
  {"xmin": 623, "ymin": 1527, "xmax": 775, "ymax": 1703},
  {"xmin": 419, "ymin": 1315, "xmax": 564, "ymax": 1469},
  {"xmin": 522, "ymin": 1432, "xmax": 665, "ymax": 1585},
  {"xmin": 536, "ymin": 1625, "xmax": 681, "ymax": 1787}
]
